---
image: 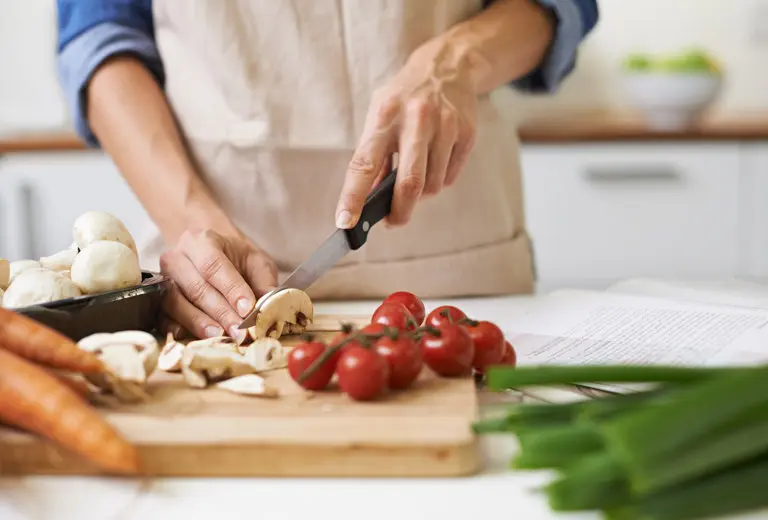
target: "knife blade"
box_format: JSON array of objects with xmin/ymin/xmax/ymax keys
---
[{"xmin": 238, "ymin": 168, "xmax": 397, "ymax": 330}]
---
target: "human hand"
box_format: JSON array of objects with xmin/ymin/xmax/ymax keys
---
[
  {"xmin": 335, "ymin": 39, "xmax": 479, "ymax": 228},
  {"xmin": 158, "ymin": 229, "xmax": 278, "ymax": 342}
]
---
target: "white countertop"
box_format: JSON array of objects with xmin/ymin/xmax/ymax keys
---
[{"xmin": 0, "ymin": 296, "xmax": 765, "ymax": 520}]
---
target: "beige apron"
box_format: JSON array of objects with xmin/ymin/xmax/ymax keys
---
[{"xmin": 141, "ymin": 0, "xmax": 535, "ymax": 300}]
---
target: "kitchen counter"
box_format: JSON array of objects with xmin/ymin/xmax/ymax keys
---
[
  {"xmin": 2, "ymin": 112, "xmax": 768, "ymax": 155},
  {"xmin": 1, "ymin": 295, "xmax": 768, "ymax": 520}
]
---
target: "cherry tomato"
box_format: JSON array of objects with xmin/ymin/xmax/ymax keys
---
[
  {"xmin": 499, "ymin": 341, "xmax": 517, "ymax": 367},
  {"xmin": 383, "ymin": 291, "xmax": 426, "ymax": 326},
  {"xmin": 463, "ymin": 320, "xmax": 505, "ymax": 372},
  {"xmin": 371, "ymin": 302, "xmax": 417, "ymax": 332},
  {"xmin": 420, "ymin": 323, "xmax": 474, "ymax": 377},
  {"xmin": 287, "ymin": 341, "xmax": 337, "ymax": 391},
  {"xmin": 425, "ymin": 305, "xmax": 467, "ymax": 327},
  {"xmin": 336, "ymin": 346, "xmax": 389, "ymax": 401},
  {"xmin": 374, "ymin": 333, "xmax": 423, "ymax": 389}
]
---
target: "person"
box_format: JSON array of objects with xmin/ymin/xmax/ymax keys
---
[{"xmin": 56, "ymin": 0, "xmax": 598, "ymax": 341}]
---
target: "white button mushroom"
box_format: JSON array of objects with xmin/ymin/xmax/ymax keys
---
[
  {"xmin": 1, "ymin": 269, "xmax": 82, "ymax": 308},
  {"xmin": 180, "ymin": 346, "xmax": 259, "ymax": 389},
  {"xmin": 73, "ymin": 211, "xmax": 138, "ymax": 256},
  {"xmin": 70, "ymin": 240, "xmax": 142, "ymax": 294},
  {"xmin": 242, "ymin": 337, "xmax": 287, "ymax": 371},
  {"xmin": 8, "ymin": 260, "xmax": 43, "ymax": 286},
  {"xmin": 0, "ymin": 258, "xmax": 9, "ymax": 290},
  {"xmin": 40, "ymin": 243, "xmax": 79, "ymax": 273},
  {"xmin": 77, "ymin": 330, "xmax": 160, "ymax": 403},
  {"xmin": 246, "ymin": 288, "xmax": 314, "ymax": 342}
]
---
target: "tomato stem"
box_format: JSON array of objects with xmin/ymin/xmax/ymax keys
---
[
  {"xmin": 459, "ymin": 318, "xmax": 479, "ymax": 327},
  {"xmin": 439, "ymin": 309, "xmax": 454, "ymax": 324}
]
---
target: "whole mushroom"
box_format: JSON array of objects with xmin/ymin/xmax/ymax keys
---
[
  {"xmin": 0, "ymin": 258, "xmax": 9, "ymax": 290},
  {"xmin": 40, "ymin": 242, "xmax": 79, "ymax": 273},
  {"xmin": 2, "ymin": 269, "xmax": 82, "ymax": 308},
  {"xmin": 73, "ymin": 211, "xmax": 138, "ymax": 256},
  {"xmin": 8, "ymin": 260, "xmax": 43, "ymax": 286},
  {"xmin": 246, "ymin": 288, "xmax": 314, "ymax": 342},
  {"xmin": 70, "ymin": 240, "xmax": 142, "ymax": 294}
]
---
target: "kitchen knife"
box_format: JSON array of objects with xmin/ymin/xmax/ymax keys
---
[{"xmin": 238, "ymin": 168, "xmax": 397, "ymax": 330}]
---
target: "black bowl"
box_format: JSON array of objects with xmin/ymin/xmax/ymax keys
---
[{"xmin": 13, "ymin": 271, "xmax": 171, "ymax": 341}]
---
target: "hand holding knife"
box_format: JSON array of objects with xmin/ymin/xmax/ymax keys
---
[{"xmin": 238, "ymin": 168, "xmax": 397, "ymax": 330}]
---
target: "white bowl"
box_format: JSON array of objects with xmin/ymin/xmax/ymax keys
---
[{"xmin": 620, "ymin": 72, "xmax": 723, "ymax": 131}]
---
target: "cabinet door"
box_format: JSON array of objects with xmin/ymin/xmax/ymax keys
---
[
  {"xmin": 519, "ymin": 143, "xmax": 742, "ymax": 290},
  {"xmin": 0, "ymin": 152, "xmax": 152, "ymax": 261},
  {"xmin": 738, "ymin": 143, "xmax": 768, "ymax": 280}
]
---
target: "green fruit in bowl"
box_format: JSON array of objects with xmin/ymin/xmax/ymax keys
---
[
  {"xmin": 622, "ymin": 49, "xmax": 722, "ymax": 76},
  {"xmin": 623, "ymin": 54, "xmax": 652, "ymax": 71}
]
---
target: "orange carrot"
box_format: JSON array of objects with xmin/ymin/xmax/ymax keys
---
[
  {"xmin": 0, "ymin": 307, "xmax": 104, "ymax": 374},
  {"xmin": 0, "ymin": 348, "xmax": 139, "ymax": 474}
]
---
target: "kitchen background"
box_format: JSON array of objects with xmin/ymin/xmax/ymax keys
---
[{"xmin": 1, "ymin": 0, "xmax": 767, "ymax": 292}]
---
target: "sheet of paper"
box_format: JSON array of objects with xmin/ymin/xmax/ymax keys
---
[
  {"xmin": 607, "ymin": 277, "xmax": 768, "ymax": 310},
  {"xmin": 502, "ymin": 289, "xmax": 768, "ymax": 393}
]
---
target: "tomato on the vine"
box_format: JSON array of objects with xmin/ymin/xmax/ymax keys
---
[
  {"xmin": 499, "ymin": 341, "xmax": 517, "ymax": 367},
  {"xmin": 374, "ymin": 333, "xmax": 423, "ymax": 389},
  {"xmin": 425, "ymin": 305, "xmax": 466, "ymax": 328},
  {"xmin": 420, "ymin": 323, "xmax": 474, "ymax": 377},
  {"xmin": 336, "ymin": 346, "xmax": 389, "ymax": 401},
  {"xmin": 371, "ymin": 301, "xmax": 417, "ymax": 332},
  {"xmin": 287, "ymin": 341, "xmax": 337, "ymax": 391},
  {"xmin": 463, "ymin": 320, "xmax": 505, "ymax": 372},
  {"xmin": 383, "ymin": 291, "xmax": 426, "ymax": 326}
]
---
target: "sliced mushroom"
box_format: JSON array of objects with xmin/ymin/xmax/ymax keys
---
[
  {"xmin": 180, "ymin": 346, "xmax": 258, "ymax": 389},
  {"xmin": 77, "ymin": 331, "xmax": 160, "ymax": 403},
  {"xmin": 186, "ymin": 336, "xmax": 239, "ymax": 352},
  {"xmin": 2, "ymin": 269, "xmax": 82, "ymax": 308},
  {"xmin": 0, "ymin": 258, "xmax": 9, "ymax": 290},
  {"xmin": 215, "ymin": 374, "xmax": 278, "ymax": 398},
  {"xmin": 0, "ymin": 288, "xmax": 4, "ymax": 306},
  {"xmin": 246, "ymin": 288, "xmax": 314, "ymax": 341},
  {"xmin": 70, "ymin": 240, "xmax": 142, "ymax": 294},
  {"xmin": 8, "ymin": 260, "xmax": 43, "ymax": 286},
  {"xmin": 72, "ymin": 211, "xmax": 138, "ymax": 256},
  {"xmin": 158, "ymin": 332, "xmax": 186, "ymax": 372},
  {"xmin": 40, "ymin": 244, "xmax": 79, "ymax": 273},
  {"xmin": 242, "ymin": 337, "xmax": 286, "ymax": 371}
]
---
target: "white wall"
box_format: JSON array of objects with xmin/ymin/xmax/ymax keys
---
[{"xmin": 1, "ymin": 0, "xmax": 766, "ymax": 134}]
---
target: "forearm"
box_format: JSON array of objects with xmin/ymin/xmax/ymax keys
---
[
  {"xmin": 423, "ymin": 0, "xmax": 556, "ymax": 95},
  {"xmin": 87, "ymin": 56, "xmax": 238, "ymax": 244}
]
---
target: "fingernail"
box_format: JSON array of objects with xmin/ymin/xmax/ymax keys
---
[
  {"xmin": 229, "ymin": 325, "xmax": 248, "ymax": 344},
  {"xmin": 204, "ymin": 325, "xmax": 223, "ymax": 338},
  {"xmin": 236, "ymin": 298, "xmax": 253, "ymax": 318},
  {"xmin": 336, "ymin": 210, "xmax": 353, "ymax": 229}
]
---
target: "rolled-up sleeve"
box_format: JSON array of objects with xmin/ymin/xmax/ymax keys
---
[
  {"xmin": 510, "ymin": 0, "xmax": 599, "ymax": 93},
  {"xmin": 56, "ymin": 0, "xmax": 163, "ymax": 147}
]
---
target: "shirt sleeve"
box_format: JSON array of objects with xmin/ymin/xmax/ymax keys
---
[
  {"xmin": 56, "ymin": 0, "xmax": 163, "ymax": 147},
  {"xmin": 509, "ymin": 0, "xmax": 599, "ymax": 93}
]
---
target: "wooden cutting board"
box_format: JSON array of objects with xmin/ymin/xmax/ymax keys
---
[{"xmin": 0, "ymin": 315, "xmax": 481, "ymax": 477}]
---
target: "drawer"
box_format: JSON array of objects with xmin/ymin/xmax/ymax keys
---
[{"xmin": 519, "ymin": 143, "xmax": 741, "ymax": 288}]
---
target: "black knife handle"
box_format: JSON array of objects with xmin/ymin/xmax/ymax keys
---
[{"xmin": 344, "ymin": 168, "xmax": 397, "ymax": 250}]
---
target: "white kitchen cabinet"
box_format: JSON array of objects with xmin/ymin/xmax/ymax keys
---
[
  {"xmin": 0, "ymin": 151, "xmax": 152, "ymax": 262},
  {"xmin": 737, "ymin": 143, "xmax": 768, "ymax": 280},
  {"xmin": 519, "ymin": 143, "xmax": 743, "ymax": 291}
]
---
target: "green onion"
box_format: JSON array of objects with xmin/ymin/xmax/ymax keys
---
[{"xmin": 544, "ymin": 452, "xmax": 629, "ymax": 511}]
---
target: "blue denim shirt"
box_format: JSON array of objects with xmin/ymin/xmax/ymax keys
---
[{"xmin": 57, "ymin": 0, "xmax": 599, "ymax": 146}]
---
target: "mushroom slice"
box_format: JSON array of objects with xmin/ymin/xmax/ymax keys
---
[
  {"xmin": 2, "ymin": 269, "xmax": 82, "ymax": 308},
  {"xmin": 39, "ymin": 245, "xmax": 79, "ymax": 273},
  {"xmin": 0, "ymin": 258, "xmax": 9, "ymax": 290},
  {"xmin": 158, "ymin": 332, "xmax": 186, "ymax": 372},
  {"xmin": 186, "ymin": 336, "xmax": 240, "ymax": 352},
  {"xmin": 215, "ymin": 374, "xmax": 278, "ymax": 398},
  {"xmin": 180, "ymin": 346, "xmax": 257, "ymax": 389},
  {"xmin": 77, "ymin": 331, "xmax": 160, "ymax": 402},
  {"xmin": 0, "ymin": 288, "xmax": 5, "ymax": 306},
  {"xmin": 8, "ymin": 260, "xmax": 43, "ymax": 286},
  {"xmin": 70, "ymin": 240, "xmax": 142, "ymax": 294},
  {"xmin": 242, "ymin": 338, "xmax": 286, "ymax": 371},
  {"xmin": 246, "ymin": 288, "xmax": 314, "ymax": 341},
  {"xmin": 72, "ymin": 210, "xmax": 138, "ymax": 256}
]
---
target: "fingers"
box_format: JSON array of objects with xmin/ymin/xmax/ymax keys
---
[
  {"xmin": 242, "ymin": 250, "xmax": 279, "ymax": 298},
  {"xmin": 159, "ymin": 249, "xmax": 247, "ymax": 342},
  {"xmin": 335, "ymin": 96, "xmax": 399, "ymax": 229},
  {"xmin": 423, "ymin": 109, "xmax": 459, "ymax": 197},
  {"xmin": 388, "ymin": 100, "xmax": 432, "ymax": 226},
  {"xmin": 180, "ymin": 230, "xmax": 257, "ymax": 317}
]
